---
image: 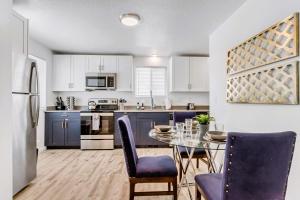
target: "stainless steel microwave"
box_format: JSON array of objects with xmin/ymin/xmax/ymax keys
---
[{"xmin": 85, "ymin": 73, "xmax": 116, "ymax": 90}]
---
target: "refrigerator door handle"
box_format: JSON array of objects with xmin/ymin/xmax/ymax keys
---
[
  {"xmin": 29, "ymin": 95, "xmax": 35, "ymax": 128},
  {"xmin": 29, "ymin": 95, "xmax": 40, "ymax": 128},
  {"xmin": 36, "ymin": 95, "xmax": 40, "ymax": 127},
  {"xmin": 29, "ymin": 62, "xmax": 39, "ymax": 95}
]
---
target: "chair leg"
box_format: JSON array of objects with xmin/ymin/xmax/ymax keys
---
[
  {"xmin": 196, "ymin": 158, "xmax": 199, "ymax": 168},
  {"xmin": 129, "ymin": 182, "xmax": 135, "ymax": 200},
  {"xmin": 207, "ymin": 159, "xmax": 210, "ymax": 172},
  {"xmin": 173, "ymin": 177, "xmax": 177, "ymax": 200},
  {"xmin": 179, "ymin": 164, "xmax": 182, "ymax": 181},
  {"xmin": 195, "ymin": 185, "xmax": 201, "ymax": 200}
]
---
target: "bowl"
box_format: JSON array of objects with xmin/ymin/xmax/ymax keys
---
[
  {"xmin": 207, "ymin": 131, "xmax": 227, "ymax": 141},
  {"xmin": 207, "ymin": 131, "xmax": 224, "ymax": 135},
  {"xmin": 154, "ymin": 125, "xmax": 171, "ymax": 132}
]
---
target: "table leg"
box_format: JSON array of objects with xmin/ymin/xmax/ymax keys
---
[
  {"xmin": 204, "ymin": 143, "xmax": 223, "ymax": 173},
  {"xmin": 175, "ymin": 145, "xmax": 195, "ymax": 200}
]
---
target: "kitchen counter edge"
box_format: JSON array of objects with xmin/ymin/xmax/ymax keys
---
[{"xmin": 114, "ymin": 109, "xmax": 209, "ymax": 113}]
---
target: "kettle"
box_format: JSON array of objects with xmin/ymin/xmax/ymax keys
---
[
  {"xmin": 88, "ymin": 101, "xmax": 97, "ymax": 110},
  {"xmin": 187, "ymin": 103, "xmax": 195, "ymax": 110}
]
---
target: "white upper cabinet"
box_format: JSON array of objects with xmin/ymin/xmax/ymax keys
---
[
  {"xmin": 170, "ymin": 57, "xmax": 190, "ymax": 92},
  {"xmin": 117, "ymin": 55, "xmax": 133, "ymax": 91},
  {"xmin": 12, "ymin": 11, "xmax": 28, "ymax": 58},
  {"xmin": 101, "ymin": 55, "xmax": 117, "ymax": 73},
  {"xmin": 52, "ymin": 55, "xmax": 71, "ymax": 91},
  {"xmin": 86, "ymin": 55, "xmax": 117, "ymax": 73},
  {"xmin": 70, "ymin": 55, "xmax": 87, "ymax": 91},
  {"xmin": 169, "ymin": 56, "xmax": 209, "ymax": 92},
  {"xmin": 189, "ymin": 57, "xmax": 209, "ymax": 92},
  {"xmin": 87, "ymin": 55, "xmax": 101, "ymax": 73},
  {"xmin": 52, "ymin": 55, "xmax": 87, "ymax": 91}
]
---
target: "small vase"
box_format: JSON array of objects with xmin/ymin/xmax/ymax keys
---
[{"xmin": 199, "ymin": 124, "xmax": 209, "ymax": 139}]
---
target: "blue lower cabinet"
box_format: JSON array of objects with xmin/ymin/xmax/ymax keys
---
[
  {"xmin": 114, "ymin": 112, "xmax": 169, "ymax": 148},
  {"xmin": 45, "ymin": 112, "xmax": 81, "ymax": 148},
  {"xmin": 64, "ymin": 118, "xmax": 81, "ymax": 146},
  {"xmin": 49, "ymin": 118, "xmax": 65, "ymax": 146},
  {"xmin": 136, "ymin": 113, "xmax": 169, "ymax": 147}
]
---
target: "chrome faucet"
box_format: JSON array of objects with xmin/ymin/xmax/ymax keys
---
[{"xmin": 150, "ymin": 90, "xmax": 155, "ymax": 110}]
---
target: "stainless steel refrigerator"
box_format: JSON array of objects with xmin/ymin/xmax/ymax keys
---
[{"xmin": 12, "ymin": 54, "xmax": 40, "ymax": 195}]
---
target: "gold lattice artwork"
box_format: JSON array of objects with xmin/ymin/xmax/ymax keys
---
[
  {"xmin": 227, "ymin": 13, "xmax": 299, "ymax": 75},
  {"xmin": 226, "ymin": 61, "xmax": 299, "ymax": 104}
]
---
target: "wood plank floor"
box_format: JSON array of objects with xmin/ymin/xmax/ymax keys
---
[{"xmin": 14, "ymin": 148, "xmax": 208, "ymax": 200}]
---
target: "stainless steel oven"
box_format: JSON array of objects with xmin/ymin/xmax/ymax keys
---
[
  {"xmin": 80, "ymin": 98, "xmax": 118, "ymax": 150},
  {"xmin": 85, "ymin": 73, "xmax": 116, "ymax": 90},
  {"xmin": 80, "ymin": 112, "xmax": 114, "ymax": 149}
]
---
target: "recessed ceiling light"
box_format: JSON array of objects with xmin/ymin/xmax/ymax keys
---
[{"xmin": 120, "ymin": 13, "xmax": 141, "ymax": 27}]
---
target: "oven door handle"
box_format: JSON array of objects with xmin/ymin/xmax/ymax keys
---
[
  {"xmin": 80, "ymin": 113, "xmax": 114, "ymax": 117},
  {"xmin": 80, "ymin": 113, "xmax": 94, "ymax": 117},
  {"xmin": 99, "ymin": 113, "xmax": 114, "ymax": 117}
]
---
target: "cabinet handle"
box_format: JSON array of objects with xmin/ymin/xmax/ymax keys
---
[
  {"xmin": 150, "ymin": 121, "xmax": 155, "ymax": 129},
  {"xmin": 65, "ymin": 119, "xmax": 69, "ymax": 129},
  {"xmin": 61, "ymin": 120, "xmax": 65, "ymax": 129}
]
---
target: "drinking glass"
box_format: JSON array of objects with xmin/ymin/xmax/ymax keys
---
[
  {"xmin": 185, "ymin": 119, "xmax": 193, "ymax": 137},
  {"xmin": 176, "ymin": 122, "xmax": 184, "ymax": 136},
  {"xmin": 209, "ymin": 121, "xmax": 224, "ymax": 132}
]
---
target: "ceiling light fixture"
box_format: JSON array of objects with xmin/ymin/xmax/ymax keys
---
[{"xmin": 120, "ymin": 13, "xmax": 141, "ymax": 27}]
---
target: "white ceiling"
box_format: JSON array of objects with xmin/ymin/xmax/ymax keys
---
[{"xmin": 13, "ymin": 0, "xmax": 245, "ymax": 56}]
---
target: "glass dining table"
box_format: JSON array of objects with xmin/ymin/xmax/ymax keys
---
[{"xmin": 149, "ymin": 129, "xmax": 226, "ymax": 200}]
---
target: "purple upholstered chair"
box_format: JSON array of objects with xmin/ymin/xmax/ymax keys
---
[
  {"xmin": 118, "ymin": 116, "xmax": 178, "ymax": 200},
  {"xmin": 195, "ymin": 131, "xmax": 296, "ymax": 200},
  {"xmin": 173, "ymin": 112, "xmax": 208, "ymax": 180}
]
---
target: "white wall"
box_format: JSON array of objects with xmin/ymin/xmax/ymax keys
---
[
  {"xmin": 0, "ymin": 0, "xmax": 12, "ymax": 199},
  {"xmin": 28, "ymin": 38, "xmax": 54, "ymax": 151},
  {"xmin": 28, "ymin": 38, "xmax": 54, "ymax": 105},
  {"xmin": 209, "ymin": 0, "xmax": 300, "ymax": 199},
  {"xmin": 56, "ymin": 56, "xmax": 209, "ymax": 107}
]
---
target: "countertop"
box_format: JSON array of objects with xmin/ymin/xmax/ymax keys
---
[
  {"xmin": 45, "ymin": 105, "xmax": 209, "ymax": 113},
  {"xmin": 44, "ymin": 106, "xmax": 85, "ymax": 113},
  {"xmin": 44, "ymin": 110, "xmax": 81, "ymax": 113},
  {"xmin": 115, "ymin": 105, "xmax": 209, "ymax": 112}
]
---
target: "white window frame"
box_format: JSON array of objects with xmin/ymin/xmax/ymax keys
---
[{"xmin": 135, "ymin": 66, "xmax": 167, "ymax": 97}]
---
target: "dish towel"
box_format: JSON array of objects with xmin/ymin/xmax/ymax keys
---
[{"xmin": 92, "ymin": 114, "xmax": 100, "ymax": 131}]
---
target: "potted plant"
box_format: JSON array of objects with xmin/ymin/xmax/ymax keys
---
[{"xmin": 195, "ymin": 114, "xmax": 214, "ymax": 138}]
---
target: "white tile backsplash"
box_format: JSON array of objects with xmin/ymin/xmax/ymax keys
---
[{"xmin": 55, "ymin": 91, "xmax": 209, "ymax": 106}]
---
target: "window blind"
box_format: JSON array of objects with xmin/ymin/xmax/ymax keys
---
[{"xmin": 135, "ymin": 67, "xmax": 166, "ymax": 97}]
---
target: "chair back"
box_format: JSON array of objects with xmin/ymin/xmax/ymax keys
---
[
  {"xmin": 173, "ymin": 112, "xmax": 196, "ymax": 125},
  {"xmin": 118, "ymin": 116, "xmax": 139, "ymax": 177},
  {"xmin": 222, "ymin": 131, "xmax": 296, "ymax": 200}
]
